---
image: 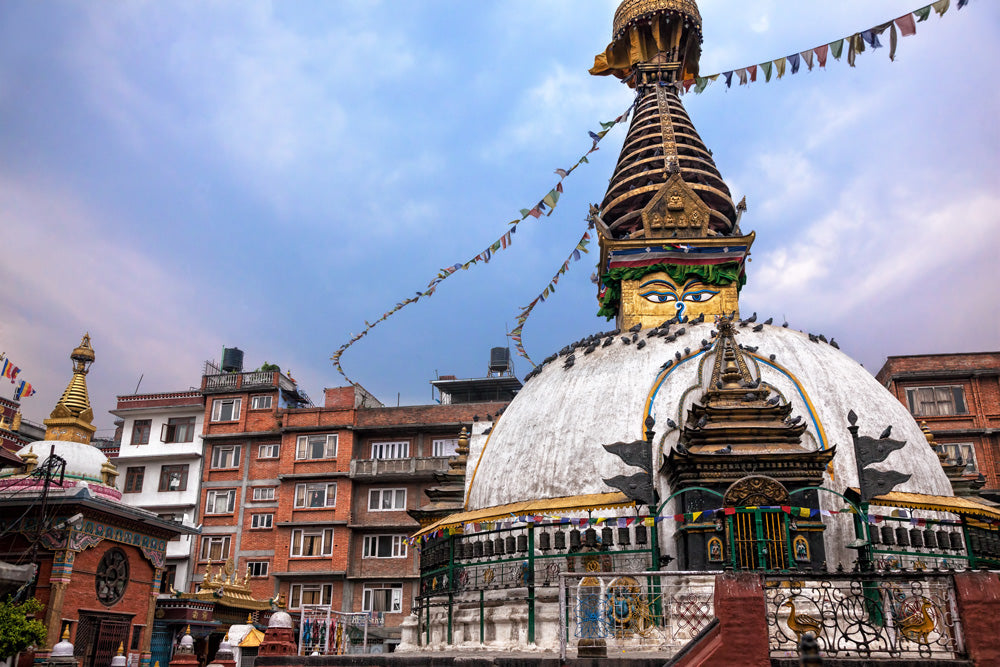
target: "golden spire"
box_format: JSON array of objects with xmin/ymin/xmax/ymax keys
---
[{"xmin": 43, "ymin": 334, "xmax": 97, "ymax": 444}]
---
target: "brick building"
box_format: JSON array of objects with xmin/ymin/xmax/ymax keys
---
[
  {"xmin": 876, "ymin": 352, "xmax": 1000, "ymax": 491},
  {"xmin": 185, "ymin": 349, "xmax": 517, "ymax": 651}
]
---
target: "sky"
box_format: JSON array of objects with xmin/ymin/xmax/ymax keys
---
[{"xmin": 1, "ymin": 1, "xmax": 998, "ymax": 432}]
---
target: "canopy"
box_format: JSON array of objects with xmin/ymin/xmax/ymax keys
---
[
  {"xmin": 850, "ymin": 488, "xmax": 1000, "ymax": 522},
  {"xmin": 411, "ymin": 492, "xmax": 636, "ymax": 539}
]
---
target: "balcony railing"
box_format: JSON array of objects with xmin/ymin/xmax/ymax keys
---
[
  {"xmin": 202, "ymin": 370, "xmax": 295, "ymax": 393},
  {"xmin": 350, "ymin": 457, "xmax": 450, "ymax": 478}
]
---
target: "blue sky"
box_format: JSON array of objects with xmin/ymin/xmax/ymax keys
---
[{"xmin": 2, "ymin": 1, "xmax": 998, "ymax": 431}]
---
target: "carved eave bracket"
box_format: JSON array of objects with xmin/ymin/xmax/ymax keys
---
[{"xmin": 641, "ymin": 173, "xmax": 711, "ymax": 239}]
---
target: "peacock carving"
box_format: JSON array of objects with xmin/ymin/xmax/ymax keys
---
[
  {"xmin": 782, "ymin": 600, "xmax": 822, "ymax": 640},
  {"xmin": 897, "ymin": 599, "xmax": 937, "ymax": 644}
]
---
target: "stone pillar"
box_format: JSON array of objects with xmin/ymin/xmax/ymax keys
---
[
  {"xmin": 42, "ymin": 551, "xmax": 75, "ymax": 654},
  {"xmin": 139, "ymin": 568, "xmax": 163, "ymax": 667},
  {"xmin": 953, "ymin": 570, "xmax": 1000, "ymax": 666},
  {"xmin": 710, "ymin": 572, "xmax": 770, "ymax": 667}
]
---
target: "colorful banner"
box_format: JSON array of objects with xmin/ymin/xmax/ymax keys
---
[
  {"xmin": 330, "ymin": 104, "xmax": 635, "ymax": 385},
  {"xmin": 680, "ymin": 1, "xmax": 971, "ymax": 96},
  {"xmin": 0, "ymin": 354, "xmax": 35, "ymax": 399},
  {"xmin": 507, "ymin": 225, "xmax": 595, "ymax": 366}
]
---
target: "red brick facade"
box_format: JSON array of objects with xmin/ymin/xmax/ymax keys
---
[
  {"xmin": 876, "ymin": 352, "xmax": 1000, "ymax": 490},
  {"xmin": 194, "ymin": 371, "xmax": 510, "ymax": 645}
]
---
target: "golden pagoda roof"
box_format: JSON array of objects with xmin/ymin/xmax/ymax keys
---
[
  {"xmin": 613, "ymin": 0, "xmax": 701, "ymax": 39},
  {"xmin": 178, "ymin": 560, "xmax": 273, "ymax": 611}
]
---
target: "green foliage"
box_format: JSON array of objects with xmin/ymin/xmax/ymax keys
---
[
  {"xmin": 258, "ymin": 362, "xmax": 280, "ymax": 372},
  {"xmin": 0, "ymin": 597, "xmax": 47, "ymax": 659},
  {"xmin": 596, "ymin": 262, "xmax": 746, "ymax": 320}
]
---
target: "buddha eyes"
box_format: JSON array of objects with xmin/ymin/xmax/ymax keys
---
[
  {"xmin": 682, "ymin": 289, "xmax": 719, "ymax": 303},
  {"xmin": 640, "ymin": 290, "xmax": 678, "ymax": 304}
]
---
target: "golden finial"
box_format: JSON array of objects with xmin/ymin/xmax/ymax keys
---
[
  {"xmin": 116, "ymin": 643, "xmax": 124, "ymax": 656},
  {"xmin": 185, "ymin": 625, "xmax": 191, "ymax": 636},
  {"xmin": 44, "ymin": 334, "xmax": 97, "ymax": 444},
  {"xmin": 154, "ymin": 662, "xmax": 160, "ymax": 667},
  {"xmin": 247, "ymin": 613, "xmax": 253, "ymax": 624},
  {"xmin": 61, "ymin": 625, "xmax": 71, "ymax": 641}
]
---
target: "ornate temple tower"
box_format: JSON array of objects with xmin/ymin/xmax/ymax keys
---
[
  {"xmin": 42, "ymin": 334, "xmax": 98, "ymax": 444},
  {"xmin": 591, "ymin": 0, "xmax": 753, "ymax": 331}
]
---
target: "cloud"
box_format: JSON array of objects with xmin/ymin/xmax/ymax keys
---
[{"xmin": 0, "ymin": 172, "xmax": 220, "ymax": 427}]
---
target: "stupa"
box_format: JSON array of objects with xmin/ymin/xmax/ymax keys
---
[{"xmin": 402, "ymin": 0, "xmax": 993, "ymax": 652}]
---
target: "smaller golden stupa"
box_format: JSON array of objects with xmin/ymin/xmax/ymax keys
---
[{"xmin": 43, "ymin": 334, "xmax": 97, "ymax": 444}]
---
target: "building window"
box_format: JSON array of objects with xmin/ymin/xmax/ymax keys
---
[
  {"xmin": 288, "ymin": 583, "xmax": 333, "ymax": 609},
  {"xmin": 124, "ymin": 467, "xmax": 145, "ymax": 493},
  {"xmin": 130, "ymin": 626, "xmax": 144, "ymax": 651},
  {"xmin": 246, "ymin": 561, "xmax": 269, "ymax": 578},
  {"xmin": 161, "ymin": 416, "xmax": 196, "ymax": 443},
  {"xmin": 296, "ymin": 434, "xmax": 338, "ymax": 460},
  {"xmin": 250, "ymin": 395, "xmax": 273, "ymax": 410},
  {"xmin": 252, "ymin": 487, "xmax": 276, "ymax": 501},
  {"xmin": 258, "ymin": 443, "xmax": 280, "ymax": 459},
  {"xmin": 362, "ymin": 583, "xmax": 403, "ymax": 613},
  {"xmin": 432, "ymin": 438, "xmax": 458, "ymax": 458},
  {"xmin": 205, "ymin": 489, "xmax": 236, "ymax": 514},
  {"xmin": 290, "ymin": 528, "xmax": 333, "ymax": 557},
  {"xmin": 211, "ymin": 398, "xmax": 241, "ymax": 422},
  {"xmin": 370, "ymin": 441, "xmax": 409, "ymax": 460},
  {"xmin": 362, "ymin": 535, "xmax": 407, "ymax": 559},
  {"xmin": 159, "ymin": 565, "xmax": 177, "ymax": 594},
  {"xmin": 211, "ymin": 444, "xmax": 241, "ymax": 469},
  {"xmin": 251, "ymin": 513, "xmax": 273, "ymax": 529},
  {"xmin": 368, "ymin": 488, "xmax": 406, "ymax": 511},
  {"xmin": 159, "ymin": 464, "xmax": 189, "ymax": 492},
  {"xmin": 905, "ymin": 386, "xmax": 967, "ymax": 416},
  {"xmin": 131, "ymin": 419, "xmax": 151, "ymax": 445},
  {"xmin": 200, "ymin": 535, "xmax": 231, "ymax": 561},
  {"xmin": 294, "ymin": 482, "xmax": 336, "ymax": 508},
  {"xmin": 941, "ymin": 443, "xmax": 978, "ymax": 474}
]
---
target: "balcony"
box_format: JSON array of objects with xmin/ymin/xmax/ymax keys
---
[
  {"xmin": 350, "ymin": 457, "xmax": 450, "ymax": 480},
  {"xmin": 202, "ymin": 370, "xmax": 297, "ymax": 394}
]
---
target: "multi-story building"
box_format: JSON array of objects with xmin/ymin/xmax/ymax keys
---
[
  {"xmin": 110, "ymin": 390, "xmax": 207, "ymax": 594},
  {"xmin": 876, "ymin": 352, "xmax": 1000, "ymax": 491}
]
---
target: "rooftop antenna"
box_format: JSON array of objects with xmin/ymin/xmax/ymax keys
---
[{"xmin": 134, "ymin": 373, "xmax": 144, "ymax": 395}]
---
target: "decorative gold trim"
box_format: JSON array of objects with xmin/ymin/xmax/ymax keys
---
[{"xmin": 614, "ymin": 0, "xmax": 702, "ymax": 38}]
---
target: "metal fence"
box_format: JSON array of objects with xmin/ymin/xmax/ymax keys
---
[
  {"xmin": 558, "ymin": 571, "xmax": 718, "ymax": 660},
  {"xmin": 765, "ymin": 572, "xmax": 965, "ymax": 660}
]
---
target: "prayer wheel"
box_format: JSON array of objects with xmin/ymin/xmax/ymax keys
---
[
  {"xmin": 880, "ymin": 525, "xmax": 895, "ymax": 546},
  {"xmin": 538, "ymin": 531, "xmax": 551, "ymax": 551},
  {"xmin": 473, "ymin": 541, "xmax": 484, "ymax": 558},
  {"xmin": 618, "ymin": 526, "xmax": 631, "ymax": 545},
  {"xmin": 895, "ymin": 526, "xmax": 910, "ymax": 547},
  {"xmin": 584, "ymin": 528, "xmax": 598, "ymax": 548},
  {"xmin": 517, "ymin": 534, "xmax": 528, "ymax": 553},
  {"xmin": 494, "ymin": 536, "xmax": 505, "ymax": 555},
  {"xmin": 635, "ymin": 524, "xmax": 648, "ymax": 545},
  {"xmin": 923, "ymin": 529, "xmax": 937, "ymax": 549},
  {"xmin": 909, "ymin": 528, "xmax": 924, "ymax": 549},
  {"xmin": 950, "ymin": 531, "xmax": 964, "ymax": 551},
  {"xmin": 506, "ymin": 536, "xmax": 517, "ymax": 553},
  {"xmin": 483, "ymin": 539, "xmax": 494, "ymax": 557},
  {"xmin": 554, "ymin": 529, "xmax": 566, "ymax": 550},
  {"xmin": 602, "ymin": 526, "xmax": 615, "ymax": 548},
  {"xmin": 569, "ymin": 528, "xmax": 582, "ymax": 549}
]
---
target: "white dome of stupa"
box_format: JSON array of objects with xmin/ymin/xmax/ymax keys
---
[
  {"xmin": 268, "ymin": 611, "xmax": 293, "ymax": 629},
  {"xmin": 466, "ymin": 322, "xmax": 951, "ymax": 508}
]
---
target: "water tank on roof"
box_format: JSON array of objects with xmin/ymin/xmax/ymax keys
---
[
  {"xmin": 221, "ymin": 347, "xmax": 244, "ymax": 373},
  {"xmin": 489, "ymin": 347, "xmax": 511, "ymax": 374}
]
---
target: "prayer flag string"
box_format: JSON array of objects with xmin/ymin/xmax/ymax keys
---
[
  {"xmin": 507, "ymin": 224, "xmax": 595, "ymax": 366},
  {"xmin": 680, "ymin": 1, "xmax": 971, "ymax": 96},
  {"xmin": 330, "ymin": 103, "xmax": 635, "ymax": 385}
]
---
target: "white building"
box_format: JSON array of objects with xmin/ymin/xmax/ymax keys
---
[{"xmin": 110, "ymin": 390, "xmax": 205, "ymax": 594}]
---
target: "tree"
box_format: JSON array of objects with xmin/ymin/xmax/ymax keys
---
[{"xmin": 0, "ymin": 597, "xmax": 47, "ymax": 659}]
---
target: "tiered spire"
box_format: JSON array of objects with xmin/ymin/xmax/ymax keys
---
[
  {"xmin": 43, "ymin": 334, "xmax": 97, "ymax": 444},
  {"xmin": 591, "ymin": 1, "xmax": 753, "ymax": 330}
]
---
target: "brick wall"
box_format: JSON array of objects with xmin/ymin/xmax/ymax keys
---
[{"xmin": 876, "ymin": 352, "xmax": 1000, "ymax": 489}]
